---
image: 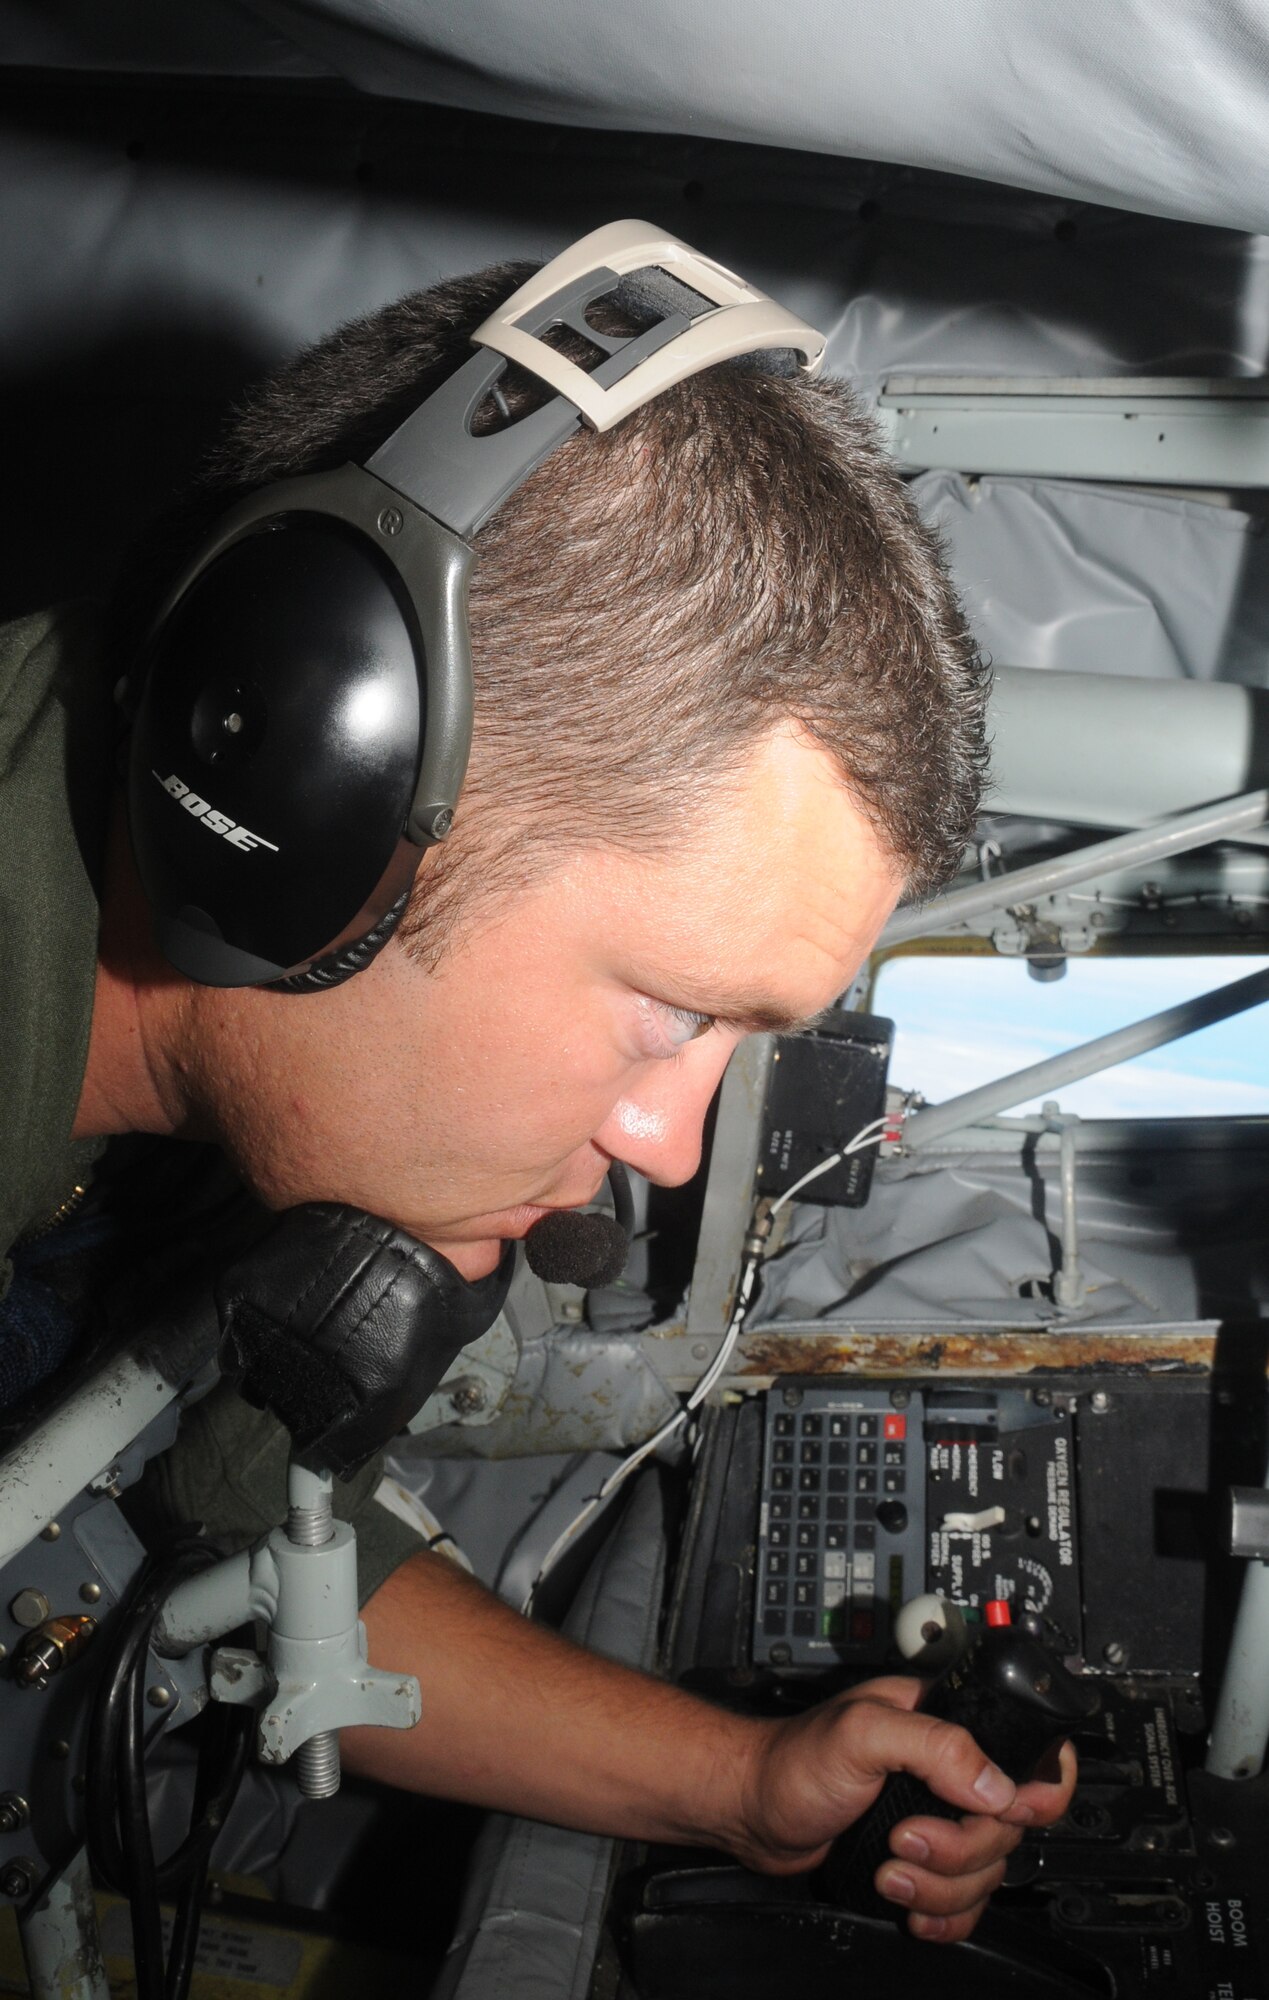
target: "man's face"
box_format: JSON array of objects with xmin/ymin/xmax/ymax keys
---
[{"xmin": 181, "ymin": 724, "xmax": 905, "ymax": 1276}]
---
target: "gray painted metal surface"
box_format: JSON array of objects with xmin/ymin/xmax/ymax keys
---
[
  {"xmin": 17, "ymin": 1847, "xmax": 108, "ymax": 2000},
  {"xmin": 0, "ymin": 1350, "xmax": 185, "ymax": 1570},
  {"xmin": 879, "ymin": 380, "xmax": 1269, "ymax": 484},
  {"xmin": 0, "ymin": 1491, "xmax": 194, "ymax": 1907},
  {"xmin": 686, "ymin": 1034, "xmax": 775, "ymax": 1338},
  {"xmin": 1207, "ymin": 1468, "xmax": 1269, "ymax": 1781},
  {"xmin": 986, "ymin": 668, "xmax": 1269, "ymax": 836},
  {"xmin": 1228, "ymin": 1489, "xmax": 1269, "ymax": 1562},
  {"xmin": 903, "ymin": 966, "xmax": 1269, "ymax": 1150}
]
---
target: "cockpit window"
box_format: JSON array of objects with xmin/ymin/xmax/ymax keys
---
[{"xmin": 873, "ymin": 952, "xmax": 1269, "ymax": 1118}]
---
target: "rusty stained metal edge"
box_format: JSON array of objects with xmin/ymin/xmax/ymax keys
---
[{"xmin": 730, "ymin": 1320, "xmax": 1230, "ymax": 1383}]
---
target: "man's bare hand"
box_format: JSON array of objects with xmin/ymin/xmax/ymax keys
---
[{"xmin": 732, "ymin": 1674, "xmax": 1077, "ymax": 1942}]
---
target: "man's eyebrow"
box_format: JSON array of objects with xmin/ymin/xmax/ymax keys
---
[{"xmin": 709, "ymin": 999, "xmax": 826, "ymax": 1037}]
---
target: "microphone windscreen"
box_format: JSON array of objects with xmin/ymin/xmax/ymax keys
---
[{"xmin": 523, "ymin": 1209, "xmax": 630, "ymax": 1289}]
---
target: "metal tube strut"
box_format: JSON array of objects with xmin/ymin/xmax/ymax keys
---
[
  {"xmin": 1208, "ymin": 1451, "xmax": 1269, "ymax": 1781},
  {"xmin": 882, "ymin": 789, "xmax": 1269, "ymax": 948}
]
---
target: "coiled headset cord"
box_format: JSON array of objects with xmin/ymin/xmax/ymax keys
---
[{"xmin": 86, "ymin": 1530, "xmax": 253, "ymax": 2000}]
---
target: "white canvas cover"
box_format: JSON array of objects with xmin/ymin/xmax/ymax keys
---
[{"xmin": 7, "ymin": 0, "xmax": 1269, "ymax": 233}]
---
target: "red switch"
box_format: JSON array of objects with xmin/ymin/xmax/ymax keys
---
[
  {"xmin": 883, "ymin": 1413, "xmax": 907, "ymax": 1441},
  {"xmin": 985, "ymin": 1599, "xmax": 1012, "ymax": 1627}
]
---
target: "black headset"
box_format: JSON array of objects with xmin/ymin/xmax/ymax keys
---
[{"xmin": 123, "ymin": 223, "xmax": 825, "ymax": 991}]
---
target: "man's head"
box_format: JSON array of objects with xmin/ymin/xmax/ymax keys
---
[{"xmin": 99, "ymin": 253, "xmax": 987, "ymax": 1273}]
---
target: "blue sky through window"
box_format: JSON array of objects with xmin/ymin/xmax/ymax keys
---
[{"xmin": 873, "ymin": 955, "xmax": 1269, "ymax": 1118}]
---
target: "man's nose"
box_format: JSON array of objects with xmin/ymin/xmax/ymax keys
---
[{"xmin": 594, "ymin": 1040, "xmax": 737, "ymax": 1187}]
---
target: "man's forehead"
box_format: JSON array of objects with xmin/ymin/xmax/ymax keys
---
[{"xmin": 530, "ymin": 724, "xmax": 902, "ymax": 1011}]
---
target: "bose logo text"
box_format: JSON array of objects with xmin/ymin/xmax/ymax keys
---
[{"xmin": 153, "ymin": 772, "xmax": 280, "ymax": 854}]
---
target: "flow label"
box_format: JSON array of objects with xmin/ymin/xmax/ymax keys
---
[{"xmin": 101, "ymin": 1905, "xmax": 304, "ymax": 1987}]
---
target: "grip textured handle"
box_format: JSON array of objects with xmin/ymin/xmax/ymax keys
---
[{"xmin": 815, "ymin": 1625, "xmax": 1098, "ymax": 1915}]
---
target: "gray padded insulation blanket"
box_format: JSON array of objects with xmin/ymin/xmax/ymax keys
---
[
  {"xmin": 11, "ymin": 0, "xmax": 1269, "ymax": 234},
  {"xmin": 433, "ymin": 1467, "xmax": 667, "ymax": 2000}
]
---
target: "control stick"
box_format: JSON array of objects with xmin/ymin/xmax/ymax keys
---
[{"xmin": 817, "ymin": 1597, "xmax": 1098, "ymax": 1913}]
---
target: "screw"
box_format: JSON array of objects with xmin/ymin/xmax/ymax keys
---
[
  {"xmin": 450, "ymin": 1377, "xmax": 488, "ymax": 1417},
  {"xmin": 692, "ymin": 1342, "xmax": 710, "ymax": 1360},
  {"xmin": 1207, "ymin": 1825, "xmax": 1236, "ymax": 1850},
  {"xmin": 1089, "ymin": 1390, "xmax": 1110, "ymax": 1413},
  {"xmin": 48, "ymin": 1741, "xmax": 69, "ymax": 1761},
  {"xmin": 890, "ymin": 1387, "xmax": 911, "ymax": 1409},
  {"xmin": 1102, "ymin": 1641, "xmax": 1127, "ymax": 1668},
  {"xmin": 1056, "ymin": 1892, "xmax": 1091, "ymax": 1925},
  {"xmin": 377, "ymin": 506, "xmax": 404, "ymax": 537},
  {"xmin": 147, "ymin": 1685, "xmax": 172, "ymax": 1710},
  {"xmin": 79, "ymin": 1582, "xmax": 102, "ymax": 1605},
  {"xmin": 1033, "ymin": 1388, "xmax": 1052, "ymax": 1407},
  {"xmin": 782, "ymin": 1386, "xmax": 803, "ymax": 1410},
  {"xmin": 40, "ymin": 1523, "xmax": 60, "ymax": 1542},
  {"xmin": 430, "ymin": 806, "xmax": 454, "ymax": 839},
  {"xmin": 0, "ymin": 1795, "xmax": 29, "ymax": 1833},
  {"xmin": 224, "ymin": 711, "xmax": 243, "ymax": 734},
  {"xmin": 0, "ymin": 1861, "xmax": 37, "ymax": 1901},
  {"xmin": 9, "ymin": 1590, "xmax": 50, "ymax": 1629},
  {"xmin": 770, "ymin": 1643, "xmax": 792, "ymax": 1667}
]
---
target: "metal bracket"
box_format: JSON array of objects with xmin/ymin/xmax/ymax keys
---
[
  {"xmin": 210, "ymin": 1607, "xmax": 419, "ymax": 1766},
  {"xmin": 877, "ymin": 375, "xmax": 1269, "ymax": 485}
]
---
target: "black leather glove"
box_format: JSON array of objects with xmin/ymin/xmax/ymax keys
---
[{"xmin": 215, "ymin": 1204, "xmax": 514, "ymax": 1477}]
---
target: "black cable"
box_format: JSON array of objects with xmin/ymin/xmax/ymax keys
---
[
  {"xmin": 123, "ymin": 1634, "xmax": 165, "ymax": 1995},
  {"xmin": 86, "ymin": 1531, "xmax": 254, "ymax": 2000},
  {"xmin": 166, "ymin": 1705, "xmax": 252, "ymax": 2000}
]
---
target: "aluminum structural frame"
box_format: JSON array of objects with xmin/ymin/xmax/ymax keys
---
[{"xmin": 876, "ymin": 375, "xmax": 1269, "ymax": 485}]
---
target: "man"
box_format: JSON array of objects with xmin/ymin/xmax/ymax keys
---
[{"xmin": 2, "ymin": 245, "xmax": 1074, "ymax": 1946}]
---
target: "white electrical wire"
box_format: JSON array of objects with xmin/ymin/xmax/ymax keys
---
[{"xmin": 521, "ymin": 1115, "xmax": 893, "ymax": 1613}]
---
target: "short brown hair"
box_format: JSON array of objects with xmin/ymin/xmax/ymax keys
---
[{"xmin": 186, "ymin": 262, "xmax": 988, "ymax": 959}]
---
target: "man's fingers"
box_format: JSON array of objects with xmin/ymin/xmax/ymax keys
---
[
  {"xmin": 877, "ymin": 1855, "xmax": 1008, "ymax": 1919},
  {"xmin": 891, "ymin": 1810, "xmax": 1022, "ymax": 1878},
  {"xmin": 1010, "ymin": 1740, "xmax": 1078, "ymax": 1826},
  {"xmin": 837, "ymin": 1701, "xmax": 1017, "ymax": 1819},
  {"xmin": 909, "ymin": 1901, "xmax": 991, "ymax": 1945}
]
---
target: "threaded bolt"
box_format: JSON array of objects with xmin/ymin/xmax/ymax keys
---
[
  {"xmin": 287, "ymin": 1501, "xmax": 334, "ymax": 1548},
  {"xmin": 295, "ymin": 1732, "xmax": 341, "ymax": 1798}
]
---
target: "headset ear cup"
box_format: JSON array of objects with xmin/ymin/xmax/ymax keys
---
[
  {"xmin": 270, "ymin": 886, "xmax": 411, "ymax": 993},
  {"xmin": 128, "ymin": 519, "xmax": 425, "ymax": 986}
]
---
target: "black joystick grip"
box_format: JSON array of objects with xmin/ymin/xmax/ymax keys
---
[
  {"xmin": 215, "ymin": 1203, "xmax": 514, "ymax": 1477},
  {"xmin": 817, "ymin": 1622, "xmax": 1098, "ymax": 1913}
]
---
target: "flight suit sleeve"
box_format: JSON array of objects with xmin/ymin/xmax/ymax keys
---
[{"xmin": 124, "ymin": 1376, "xmax": 425, "ymax": 1606}]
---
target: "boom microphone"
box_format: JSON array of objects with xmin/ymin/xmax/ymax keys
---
[{"xmin": 523, "ymin": 1164, "xmax": 634, "ymax": 1289}]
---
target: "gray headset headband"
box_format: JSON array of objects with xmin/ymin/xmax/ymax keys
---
[{"xmin": 137, "ymin": 221, "xmax": 826, "ymax": 849}]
